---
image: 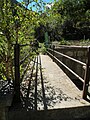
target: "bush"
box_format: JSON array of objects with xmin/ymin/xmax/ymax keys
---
[
  {"xmin": 59, "ymin": 39, "xmax": 71, "ymax": 45},
  {"xmin": 38, "ymin": 43, "xmax": 47, "ymax": 54}
]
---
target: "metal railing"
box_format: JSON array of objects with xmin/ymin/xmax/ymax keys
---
[
  {"xmin": 47, "ymin": 46, "xmax": 90, "ymax": 100},
  {"xmin": 13, "ymin": 43, "xmax": 36, "ymax": 102}
]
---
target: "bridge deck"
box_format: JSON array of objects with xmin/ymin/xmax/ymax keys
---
[
  {"xmin": 8, "ymin": 54, "xmax": 90, "ymax": 120},
  {"xmin": 36, "ymin": 55, "xmax": 90, "ymax": 110}
]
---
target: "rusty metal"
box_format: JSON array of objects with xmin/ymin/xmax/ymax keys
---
[{"xmin": 83, "ymin": 47, "xmax": 90, "ymax": 99}]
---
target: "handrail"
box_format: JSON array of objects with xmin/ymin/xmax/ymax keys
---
[
  {"xmin": 47, "ymin": 47, "xmax": 90, "ymax": 100},
  {"xmin": 48, "ymin": 48, "xmax": 86, "ymax": 66},
  {"xmin": 20, "ymin": 53, "xmax": 30, "ymax": 65},
  {"xmin": 58, "ymin": 45, "xmax": 89, "ymax": 49},
  {"xmin": 47, "ymin": 51, "xmax": 84, "ymax": 82}
]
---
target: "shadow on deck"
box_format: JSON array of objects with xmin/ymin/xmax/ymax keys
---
[{"xmin": 8, "ymin": 55, "xmax": 90, "ymax": 120}]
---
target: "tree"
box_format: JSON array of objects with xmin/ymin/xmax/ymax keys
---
[
  {"xmin": 43, "ymin": 0, "xmax": 90, "ymax": 40},
  {"xmin": 0, "ymin": 0, "xmax": 40, "ymax": 81}
]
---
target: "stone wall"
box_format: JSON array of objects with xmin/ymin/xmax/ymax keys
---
[
  {"xmin": 8, "ymin": 106, "xmax": 90, "ymax": 120},
  {"xmin": 0, "ymin": 93, "xmax": 13, "ymax": 120},
  {"xmin": 0, "ymin": 106, "xmax": 8, "ymax": 120}
]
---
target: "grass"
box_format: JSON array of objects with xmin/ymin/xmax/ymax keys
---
[{"xmin": 59, "ymin": 39, "xmax": 90, "ymax": 46}]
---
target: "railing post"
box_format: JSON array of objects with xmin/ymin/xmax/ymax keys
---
[
  {"xmin": 14, "ymin": 43, "xmax": 20, "ymax": 102},
  {"xmin": 82, "ymin": 47, "xmax": 90, "ymax": 99},
  {"xmin": 53, "ymin": 45, "xmax": 55, "ymax": 62}
]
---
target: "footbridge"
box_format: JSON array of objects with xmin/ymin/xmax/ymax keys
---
[{"xmin": 0, "ymin": 45, "xmax": 90, "ymax": 120}]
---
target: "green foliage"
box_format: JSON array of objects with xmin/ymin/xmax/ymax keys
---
[
  {"xmin": 38, "ymin": 43, "xmax": 47, "ymax": 54},
  {"xmin": 0, "ymin": 0, "xmax": 90, "ymax": 81},
  {"xmin": 59, "ymin": 39, "xmax": 90, "ymax": 46},
  {"xmin": 59, "ymin": 39, "xmax": 71, "ymax": 45},
  {"xmin": 37, "ymin": 0, "xmax": 90, "ymax": 41},
  {"xmin": 79, "ymin": 39, "xmax": 90, "ymax": 46},
  {"xmin": 0, "ymin": 0, "xmax": 41, "ymax": 81}
]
